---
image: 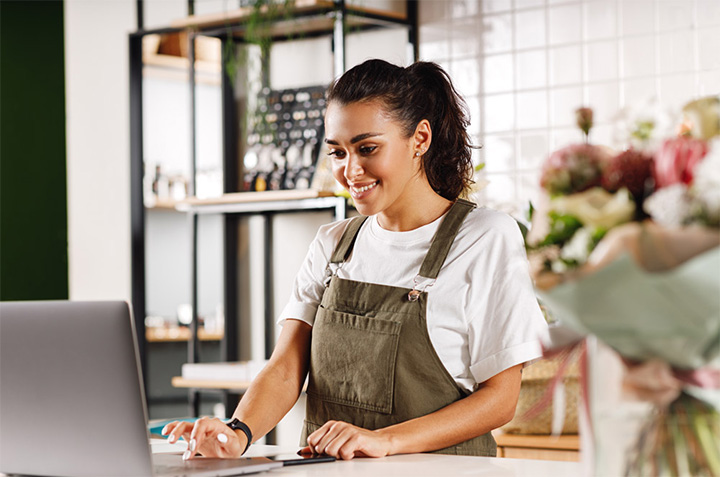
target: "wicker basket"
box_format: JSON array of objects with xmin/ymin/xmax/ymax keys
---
[{"xmin": 501, "ymin": 354, "xmax": 580, "ymax": 435}]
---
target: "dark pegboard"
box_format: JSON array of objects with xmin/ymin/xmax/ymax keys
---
[{"xmin": 242, "ymin": 85, "xmax": 327, "ymax": 192}]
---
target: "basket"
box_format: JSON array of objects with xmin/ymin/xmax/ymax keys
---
[{"xmin": 501, "ymin": 354, "xmax": 580, "ymax": 435}]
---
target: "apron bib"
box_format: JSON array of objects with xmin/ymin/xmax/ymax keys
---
[{"xmin": 302, "ymin": 199, "xmax": 497, "ymax": 456}]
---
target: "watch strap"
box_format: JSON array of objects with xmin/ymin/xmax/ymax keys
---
[{"xmin": 226, "ymin": 418, "xmax": 253, "ymax": 455}]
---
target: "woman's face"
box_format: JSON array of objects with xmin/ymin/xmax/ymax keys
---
[{"xmin": 325, "ymin": 100, "xmax": 427, "ymax": 220}]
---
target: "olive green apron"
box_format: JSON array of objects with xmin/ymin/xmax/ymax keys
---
[{"xmin": 302, "ymin": 199, "xmax": 497, "ymax": 456}]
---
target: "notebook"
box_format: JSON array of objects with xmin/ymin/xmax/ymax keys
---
[{"xmin": 0, "ymin": 300, "xmax": 283, "ymax": 477}]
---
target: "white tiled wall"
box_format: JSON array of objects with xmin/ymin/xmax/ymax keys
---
[{"xmin": 419, "ymin": 0, "xmax": 720, "ymax": 216}]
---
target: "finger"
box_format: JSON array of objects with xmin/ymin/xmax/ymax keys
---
[
  {"xmin": 161, "ymin": 421, "xmax": 177, "ymax": 436},
  {"xmin": 298, "ymin": 446, "xmax": 314, "ymax": 456},
  {"xmin": 189, "ymin": 416, "xmax": 208, "ymax": 441},
  {"xmin": 184, "ymin": 417, "xmax": 211, "ymax": 460},
  {"xmin": 314, "ymin": 422, "xmax": 348, "ymax": 455},
  {"xmin": 338, "ymin": 442, "xmax": 357, "ymax": 461},
  {"xmin": 166, "ymin": 421, "xmax": 193, "ymax": 444},
  {"xmin": 306, "ymin": 421, "xmax": 333, "ymax": 448},
  {"xmin": 307, "ymin": 422, "xmax": 334, "ymax": 453},
  {"xmin": 182, "ymin": 428, "xmax": 201, "ymax": 461},
  {"xmin": 324, "ymin": 427, "xmax": 357, "ymax": 459}
]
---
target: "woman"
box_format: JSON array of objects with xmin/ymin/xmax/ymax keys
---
[{"xmin": 163, "ymin": 59, "xmax": 547, "ymax": 461}]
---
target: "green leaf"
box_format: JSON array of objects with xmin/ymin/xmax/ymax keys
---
[{"xmin": 537, "ymin": 212, "xmax": 583, "ymax": 247}]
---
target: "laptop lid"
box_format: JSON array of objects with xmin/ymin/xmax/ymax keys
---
[{"xmin": 0, "ymin": 301, "xmax": 282, "ymax": 477}]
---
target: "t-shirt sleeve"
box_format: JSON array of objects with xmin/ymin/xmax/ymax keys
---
[
  {"xmin": 466, "ymin": 214, "xmax": 549, "ymax": 385},
  {"xmin": 277, "ymin": 221, "xmax": 345, "ymax": 327}
]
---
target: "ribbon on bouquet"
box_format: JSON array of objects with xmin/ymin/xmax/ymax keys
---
[
  {"xmin": 623, "ymin": 359, "xmax": 720, "ymax": 407},
  {"xmin": 520, "ymin": 340, "xmax": 590, "ymax": 436}
]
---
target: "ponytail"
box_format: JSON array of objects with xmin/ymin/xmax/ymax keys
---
[{"xmin": 326, "ymin": 59, "xmax": 474, "ymax": 201}]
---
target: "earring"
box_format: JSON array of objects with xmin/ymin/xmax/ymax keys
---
[{"xmin": 415, "ymin": 151, "xmax": 420, "ymax": 157}]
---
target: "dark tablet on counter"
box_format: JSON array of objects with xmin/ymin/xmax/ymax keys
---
[{"xmin": 266, "ymin": 453, "xmax": 337, "ymax": 466}]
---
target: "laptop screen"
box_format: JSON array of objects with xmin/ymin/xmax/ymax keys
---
[{"xmin": 0, "ymin": 301, "xmax": 154, "ymax": 477}]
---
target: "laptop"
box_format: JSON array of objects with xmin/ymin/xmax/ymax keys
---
[{"xmin": 0, "ymin": 300, "xmax": 283, "ymax": 477}]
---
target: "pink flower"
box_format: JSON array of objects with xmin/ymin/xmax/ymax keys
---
[
  {"xmin": 653, "ymin": 137, "xmax": 708, "ymax": 188},
  {"xmin": 540, "ymin": 144, "xmax": 611, "ymax": 196},
  {"xmin": 601, "ymin": 149, "xmax": 654, "ymax": 200}
]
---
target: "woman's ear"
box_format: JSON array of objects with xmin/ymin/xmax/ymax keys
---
[{"xmin": 413, "ymin": 119, "xmax": 432, "ymax": 155}]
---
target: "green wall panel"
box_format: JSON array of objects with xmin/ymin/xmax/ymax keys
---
[{"xmin": 1, "ymin": 1, "xmax": 68, "ymax": 300}]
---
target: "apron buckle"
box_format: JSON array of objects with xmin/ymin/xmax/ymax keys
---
[
  {"xmin": 324, "ymin": 263, "xmax": 342, "ymax": 288},
  {"xmin": 407, "ymin": 290, "xmax": 421, "ymax": 302},
  {"xmin": 407, "ymin": 276, "xmax": 435, "ymax": 301}
]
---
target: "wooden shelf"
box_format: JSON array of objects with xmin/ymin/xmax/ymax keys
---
[
  {"xmin": 170, "ymin": 0, "xmax": 408, "ymax": 35},
  {"xmin": 176, "ymin": 190, "xmax": 345, "ymax": 215},
  {"xmin": 495, "ymin": 433, "xmax": 579, "ymax": 450},
  {"xmin": 494, "ymin": 432, "xmax": 580, "ymax": 462},
  {"xmin": 171, "ymin": 376, "xmax": 252, "ymax": 391},
  {"xmin": 146, "ymin": 327, "xmax": 223, "ymax": 343},
  {"xmin": 181, "ymin": 189, "xmax": 336, "ymax": 206},
  {"xmin": 143, "ymin": 53, "xmax": 221, "ymax": 75},
  {"xmin": 145, "ymin": 197, "xmax": 184, "ymax": 211}
]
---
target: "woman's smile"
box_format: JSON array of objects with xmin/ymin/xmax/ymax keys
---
[{"xmin": 349, "ymin": 180, "xmax": 379, "ymax": 197}]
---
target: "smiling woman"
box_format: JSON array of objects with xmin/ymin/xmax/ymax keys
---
[
  {"xmin": 163, "ymin": 59, "xmax": 548, "ymax": 462},
  {"xmin": 324, "ymin": 100, "xmax": 433, "ymax": 230}
]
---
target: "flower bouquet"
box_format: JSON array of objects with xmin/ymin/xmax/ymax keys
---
[{"xmin": 525, "ymin": 96, "xmax": 720, "ymax": 476}]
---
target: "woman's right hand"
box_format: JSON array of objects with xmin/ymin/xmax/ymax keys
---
[{"xmin": 162, "ymin": 417, "xmax": 248, "ymax": 460}]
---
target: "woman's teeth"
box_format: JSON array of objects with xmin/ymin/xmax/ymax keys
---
[{"xmin": 352, "ymin": 181, "xmax": 378, "ymax": 193}]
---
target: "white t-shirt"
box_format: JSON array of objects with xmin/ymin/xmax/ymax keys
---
[{"xmin": 278, "ymin": 206, "xmax": 548, "ymax": 391}]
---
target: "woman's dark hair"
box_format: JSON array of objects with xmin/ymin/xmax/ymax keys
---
[{"xmin": 326, "ymin": 59, "xmax": 474, "ymax": 201}]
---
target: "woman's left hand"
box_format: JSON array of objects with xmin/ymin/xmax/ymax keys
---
[{"xmin": 302, "ymin": 420, "xmax": 392, "ymax": 460}]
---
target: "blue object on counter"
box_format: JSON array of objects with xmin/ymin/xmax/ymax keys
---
[{"xmin": 148, "ymin": 417, "xmax": 199, "ymax": 437}]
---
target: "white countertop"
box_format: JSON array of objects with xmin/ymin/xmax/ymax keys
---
[{"xmin": 152, "ymin": 440, "xmax": 582, "ymax": 477}]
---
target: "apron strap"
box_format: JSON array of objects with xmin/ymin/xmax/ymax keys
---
[
  {"xmin": 417, "ymin": 198, "xmax": 476, "ymax": 280},
  {"xmin": 328, "ymin": 198, "xmax": 475, "ymax": 272},
  {"xmin": 330, "ymin": 216, "xmax": 368, "ymax": 264}
]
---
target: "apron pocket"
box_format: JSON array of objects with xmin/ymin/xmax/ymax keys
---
[{"xmin": 308, "ymin": 307, "xmax": 401, "ymax": 414}]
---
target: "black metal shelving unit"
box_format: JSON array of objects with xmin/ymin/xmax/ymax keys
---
[{"xmin": 130, "ymin": 0, "xmax": 419, "ymax": 425}]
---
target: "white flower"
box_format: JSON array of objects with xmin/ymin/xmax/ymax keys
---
[
  {"xmin": 613, "ymin": 96, "xmax": 678, "ymax": 153},
  {"xmin": 691, "ymin": 139, "xmax": 720, "ymax": 225},
  {"xmin": 644, "ymin": 184, "xmax": 692, "ymax": 227},
  {"xmin": 550, "ymin": 259, "xmax": 568, "ymax": 274},
  {"xmin": 551, "ymin": 187, "xmax": 636, "ymax": 230},
  {"xmin": 560, "ymin": 227, "xmax": 595, "ymax": 264}
]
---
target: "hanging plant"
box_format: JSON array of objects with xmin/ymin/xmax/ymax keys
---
[{"xmin": 222, "ymin": 0, "xmax": 296, "ymax": 85}]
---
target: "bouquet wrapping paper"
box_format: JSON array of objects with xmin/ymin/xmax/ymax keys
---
[{"xmin": 538, "ymin": 225, "xmax": 720, "ymax": 476}]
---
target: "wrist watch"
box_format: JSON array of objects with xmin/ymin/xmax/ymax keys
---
[{"xmin": 226, "ymin": 418, "xmax": 253, "ymax": 455}]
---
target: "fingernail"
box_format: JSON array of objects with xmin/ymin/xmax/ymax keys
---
[
  {"xmin": 183, "ymin": 451, "xmax": 191, "ymax": 461},
  {"xmin": 189, "ymin": 439, "xmax": 196, "ymax": 451},
  {"xmin": 168, "ymin": 435, "xmax": 176, "ymax": 443},
  {"xmin": 217, "ymin": 433, "xmax": 228, "ymax": 444},
  {"xmin": 315, "ymin": 446, "xmax": 322, "ymax": 453},
  {"xmin": 161, "ymin": 426, "xmax": 169, "ymax": 435}
]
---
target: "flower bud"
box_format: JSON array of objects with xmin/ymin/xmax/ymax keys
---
[{"xmin": 576, "ymin": 107, "xmax": 594, "ymax": 138}]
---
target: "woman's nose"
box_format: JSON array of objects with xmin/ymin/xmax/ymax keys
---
[{"xmin": 344, "ymin": 154, "xmax": 364, "ymax": 180}]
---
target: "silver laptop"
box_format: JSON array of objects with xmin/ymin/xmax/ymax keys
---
[{"xmin": 0, "ymin": 300, "xmax": 283, "ymax": 477}]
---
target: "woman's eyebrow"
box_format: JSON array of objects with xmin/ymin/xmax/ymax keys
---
[{"xmin": 325, "ymin": 132, "xmax": 383, "ymax": 145}]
